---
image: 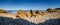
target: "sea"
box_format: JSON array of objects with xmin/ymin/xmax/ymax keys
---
[{"xmin": 7, "ymin": 10, "xmax": 45, "ymax": 14}]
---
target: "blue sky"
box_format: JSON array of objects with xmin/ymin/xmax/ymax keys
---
[{"xmin": 0, "ymin": 0, "xmax": 60, "ymax": 10}]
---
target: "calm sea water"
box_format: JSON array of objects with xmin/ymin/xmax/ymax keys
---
[{"xmin": 7, "ymin": 10, "xmax": 45, "ymax": 14}]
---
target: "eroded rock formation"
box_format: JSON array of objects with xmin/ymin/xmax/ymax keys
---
[
  {"xmin": 24, "ymin": 11, "xmax": 31, "ymax": 17},
  {"xmin": 46, "ymin": 8, "xmax": 59, "ymax": 13},
  {"xmin": 16, "ymin": 10, "xmax": 27, "ymax": 18},
  {"xmin": 30, "ymin": 10, "xmax": 37, "ymax": 17},
  {"xmin": 16, "ymin": 8, "xmax": 60, "ymax": 19},
  {"xmin": 35, "ymin": 10, "xmax": 42, "ymax": 15},
  {"xmin": 0, "ymin": 8, "xmax": 60, "ymax": 24},
  {"xmin": 16, "ymin": 10, "xmax": 47, "ymax": 18},
  {"xmin": 0, "ymin": 9, "xmax": 8, "ymax": 13},
  {"xmin": 55, "ymin": 8, "xmax": 60, "ymax": 10}
]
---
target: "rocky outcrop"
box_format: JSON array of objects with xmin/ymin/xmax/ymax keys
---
[
  {"xmin": 46, "ymin": 8, "xmax": 58, "ymax": 13},
  {"xmin": 17, "ymin": 10, "xmax": 22, "ymax": 14},
  {"xmin": 55, "ymin": 8, "xmax": 60, "ymax": 10},
  {"xmin": 54, "ymin": 8, "xmax": 60, "ymax": 12},
  {"xmin": 0, "ymin": 9, "xmax": 8, "ymax": 13},
  {"xmin": 30, "ymin": 10, "xmax": 37, "ymax": 17},
  {"xmin": 0, "ymin": 8, "xmax": 60, "ymax": 24},
  {"xmin": 0, "ymin": 12, "xmax": 60, "ymax": 25},
  {"xmin": 24, "ymin": 11, "xmax": 31, "ymax": 17},
  {"xmin": 35, "ymin": 10, "xmax": 42, "ymax": 15},
  {"xmin": 16, "ymin": 8, "xmax": 60, "ymax": 19},
  {"xmin": 16, "ymin": 10, "xmax": 27, "ymax": 18},
  {"xmin": 16, "ymin": 10, "xmax": 47, "ymax": 18}
]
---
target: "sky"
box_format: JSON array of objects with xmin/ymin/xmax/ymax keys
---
[{"xmin": 0, "ymin": 0, "xmax": 60, "ymax": 10}]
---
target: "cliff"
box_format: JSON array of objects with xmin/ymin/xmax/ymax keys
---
[{"xmin": 0, "ymin": 8, "xmax": 60, "ymax": 25}]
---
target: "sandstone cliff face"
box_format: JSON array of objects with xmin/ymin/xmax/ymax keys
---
[
  {"xmin": 15, "ymin": 9, "xmax": 60, "ymax": 24},
  {"xmin": 0, "ymin": 12, "xmax": 60, "ymax": 25},
  {"xmin": 35, "ymin": 10, "xmax": 44, "ymax": 16},
  {"xmin": 0, "ymin": 9, "xmax": 8, "ymax": 13},
  {"xmin": 16, "ymin": 10, "xmax": 27, "ymax": 18},
  {"xmin": 30, "ymin": 10, "xmax": 37, "ymax": 17},
  {"xmin": 55, "ymin": 8, "xmax": 60, "ymax": 10},
  {"xmin": 16, "ymin": 10, "xmax": 49, "ymax": 18},
  {"xmin": 23, "ymin": 12, "xmax": 60, "ymax": 24},
  {"xmin": 24, "ymin": 11, "xmax": 31, "ymax": 17},
  {"xmin": 35, "ymin": 10, "xmax": 41, "ymax": 15},
  {"xmin": 0, "ymin": 9, "xmax": 60, "ymax": 24},
  {"xmin": 46, "ymin": 8, "xmax": 60, "ymax": 13},
  {"xmin": 0, "ymin": 12, "xmax": 60, "ymax": 24}
]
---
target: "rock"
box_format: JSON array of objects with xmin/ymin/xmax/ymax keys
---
[
  {"xmin": 17, "ymin": 10, "xmax": 22, "ymax": 14},
  {"xmin": 24, "ymin": 11, "xmax": 31, "ymax": 17},
  {"xmin": 46, "ymin": 8, "xmax": 52, "ymax": 13},
  {"xmin": 30, "ymin": 10, "xmax": 37, "ymax": 17},
  {"xmin": 16, "ymin": 10, "xmax": 27, "ymax": 18},
  {"xmin": 41, "ymin": 12, "xmax": 48, "ymax": 16},
  {"xmin": 46, "ymin": 8, "xmax": 58, "ymax": 13},
  {"xmin": 35, "ymin": 10, "xmax": 48, "ymax": 16},
  {"xmin": 55, "ymin": 8, "xmax": 60, "ymax": 10},
  {"xmin": 0, "ymin": 9, "xmax": 8, "ymax": 13},
  {"xmin": 35, "ymin": 10, "xmax": 41, "ymax": 15},
  {"xmin": 54, "ymin": 8, "xmax": 60, "ymax": 12}
]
